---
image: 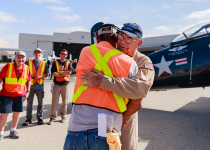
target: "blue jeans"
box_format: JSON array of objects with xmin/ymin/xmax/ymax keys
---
[{"xmin": 63, "ymin": 128, "xmax": 109, "ymax": 150}]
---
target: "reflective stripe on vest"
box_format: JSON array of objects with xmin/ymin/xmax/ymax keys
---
[
  {"xmin": 72, "ymin": 44, "xmax": 129, "ymax": 113},
  {"xmin": 29, "ymin": 60, "xmax": 46, "ymax": 85},
  {"xmin": 55, "ymin": 61, "xmax": 70, "ymax": 76},
  {"xmin": 55, "ymin": 61, "xmax": 70, "ymax": 82},
  {"xmin": 5, "ymin": 63, "xmax": 28, "ymax": 85},
  {"xmin": 5, "ymin": 63, "xmax": 28, "ymax": 94}
]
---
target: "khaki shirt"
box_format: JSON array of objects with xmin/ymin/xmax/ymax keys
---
[{"xmin": 100, "ymin": 50, "xmax": 155, "ymax": 99}]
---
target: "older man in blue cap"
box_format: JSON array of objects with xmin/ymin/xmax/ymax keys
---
[{"xmin": 82, "ymin": 23, "xmax": 155, "ymax": 150}]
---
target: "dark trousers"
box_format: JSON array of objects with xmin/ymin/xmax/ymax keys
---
[{"xmin": 26, "ymin": 90, "xmax": 44, "ymax": 120}]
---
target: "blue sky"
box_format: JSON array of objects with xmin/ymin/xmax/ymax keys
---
[{"xmin": 0, "ymin": 0, "xmax": 210, "ymax": 48}]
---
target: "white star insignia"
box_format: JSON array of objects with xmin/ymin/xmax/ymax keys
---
[{"xmin": 154, "ymin": 56, "xmax": 174, "ymax": 77}]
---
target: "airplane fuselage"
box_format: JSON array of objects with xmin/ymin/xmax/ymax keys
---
[{"xmin": 149, "ymin": 35, "xmax": 210, "ymax": 90}]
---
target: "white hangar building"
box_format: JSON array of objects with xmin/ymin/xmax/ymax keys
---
[
  {"xmin": 19, "ymin": 31, "xmax": 179, "ymax": 60},
  {"xmin": 0, "ymin": 36, "xmax": 10, "ymax": 62},
  {"xmin": 19, "ymin": 32, "xmax": 91, "ymax": 60}
]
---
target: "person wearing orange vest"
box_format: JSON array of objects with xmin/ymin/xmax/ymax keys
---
[
  {"xmin": 22, "ymin": 48, "xmax": 49, "ymax": 126},
  {"xmin": 48, "ymin": 49, "xmax": 72, "ymax": 125},
  {"xmin": 0, "ymin": 51, "xmax": 31, "ymax": 144},
  {"xmin": 81, "ymin": 23, "xmax": 155, "ymax": 150},
  {"xmin": 63, "ymin": 24, "xmax": 139, "ymax": 150}
]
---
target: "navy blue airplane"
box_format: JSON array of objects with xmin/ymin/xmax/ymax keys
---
[{"xmin": 91, "ymin": 22, "xmax": 210, "ymax": 90}]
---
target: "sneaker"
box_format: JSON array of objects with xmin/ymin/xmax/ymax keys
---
[
  {"xmin": 61, "ymin": 117, "xmax": 66, "ymax": 123},
  {"xmin": 9, "ymin": 131, "xmax": 19, "ymax": 139},
  {"xmin": 48, "ymin": 118, "xmax": 54, "ymax": 125},
  {"xmin": 22, "ymin": 119, "xmax": 32, "ymax": 126},
  {"xmin": 37, "ymin": 119, "xmax": 44, "ymax": 125},
  {"xmin": 0, "ymin": 135, "xmax": 3, "ymax": 144}
]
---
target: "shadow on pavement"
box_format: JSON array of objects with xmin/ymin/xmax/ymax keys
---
[
  {"xmin": 138, "ymin": 97, "xmax": 210, "ymax": 150},
  {"xmin": 4, "ymin": 102, "xmax": 73, "ymax": 132}
]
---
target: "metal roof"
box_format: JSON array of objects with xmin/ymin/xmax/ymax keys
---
[{"xmin": 138, "ymin": 34, "xmax": 179, "ymax": 52}]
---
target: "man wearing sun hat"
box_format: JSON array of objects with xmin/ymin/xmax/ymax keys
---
[
  {"xmin": 0, "ymin": 51, "xmax": 31, "ymax": 143},
  {"xmin": 82, "ymin": 23, "xmax": 155, "ymax": 150}
]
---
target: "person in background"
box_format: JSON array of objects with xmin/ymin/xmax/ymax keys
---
[
  {"xmin": 48, "ymin": 49, "xmax": 72, "ymax": 125},
  {"xmin": 47, "ymin": 58, "xmax": 51, "ymax": 79},
  {"xmin": 0, "ymin": 51, "xmax": 31, "ymax": 143},
  {"xmin": 50, "ymin": 59, "xmax": 56, "ymax": 80},
  {"xmin": 72, "ymin": 59, "xmax": 78, "ymax": 73},
  {"xmin": 22, "ymin": 48, "xmax": 48, "ymax": 126}
]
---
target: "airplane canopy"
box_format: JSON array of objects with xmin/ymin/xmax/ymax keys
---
[{"xmin": 170, "ymin": 22, "xmax": 210, "ymax": 46}]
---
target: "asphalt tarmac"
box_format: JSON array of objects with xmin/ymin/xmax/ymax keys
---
[{"xmin": 1, "ymin": 73, "xmax": 210, "ymax": 150}]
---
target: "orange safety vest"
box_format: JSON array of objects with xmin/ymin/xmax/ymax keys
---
[
  {"xmin": 29, "ymin": 60, "xmax": 47, "ymax": 85},
  {"xmin": 72, "ymin": 42, "xmax": 133, "ymax": 113},
  {"xmin": 5, "ymin": 63, "xmax": 29, "ymax": 94},
  {"xmin": 55, "ymin": 61, "xmax": 70, "ymax": 82}
]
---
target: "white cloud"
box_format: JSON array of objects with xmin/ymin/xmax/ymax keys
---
[
  {"xmin": 4, "ymin": 35, "xmax": 19, "ymax": 48},
  {"xmin": 185, "ymin": 9, "xmax": 210, "ymax": 20},
  {"xmin": 55, "ymin": 14, "xmax": 81, "ymax": 23},
  {"xmin": 144, "ymin": 25, "xmax": 173, "ymax": 38},
  {"xmin": 121, "ymin": 15, "xmax": 128, "ymax": 19},
  {"xmin": 153, "ymin": 26, "xmax": 171, "ymax": 32},
  {"xmin": 33, "ymin": 0, "xmax": 63, "ymax": 4},
  {"xmin": 54, "ymin": 26, "xmax": 88, "ymax": 33},
  {"xmin": 99, "ymin": 16, "xmax": 110, "ymax": 23},
  {"xmin": 0, "ymin": 25, "xmax": 16, "ymax": 32},
  {"xmin": 162, "ymin": 4, "xmax": 170, "ymax": 8},
  {"xmin": 144, "ymin": 33, "xmax": 160, "ymax": 38},
  {"xmin": 46, "ymin": 6, "xmax": 71, "ymax": 11},
  {"xmin": 146, "ymin": 25, "xmax": 188, "ymax": 37},
  {"xmin": 0, "ymin": 11, "xmax": 25, "ymax": 23},
  {"xmin": 0, "ymin": 25, "xmax": 6, "ymax": 31}
]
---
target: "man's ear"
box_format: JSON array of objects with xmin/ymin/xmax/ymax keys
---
[
  {"xmin": 94, "ymin": 33, "xmax": 100, "ymax": 43},
  {"xmin": 95, "ymin": 34, "xmax": 101, "ymax": 43},
  {"xmin": 138, "ymin": 39, "xmax": 143, "ymax": 47}
]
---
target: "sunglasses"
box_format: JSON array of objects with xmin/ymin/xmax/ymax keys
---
[{"xmin": 60, "ymin": 53, "xmax": 67, "ymax": 56}]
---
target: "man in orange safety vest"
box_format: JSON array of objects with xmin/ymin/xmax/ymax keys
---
[
  {"xmin": 0, "ymin": 51, "xmax": 31, "ymax": 143},
  {"xmin": 22, "ymin": 48, "xmax": 49, "ymax": 126}
]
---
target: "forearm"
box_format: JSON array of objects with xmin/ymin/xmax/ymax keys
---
[
  {"xmin": 42, "ymin": 74, "xmax": 48, "ymax": 78},
  {"xmin": 58, "ymin": 71, "xmax": 71, "ymax": 76},
  {"xmin": 26, "ymin": 81, "xmax": 31, "ymax": 92},
  {"xmin": 123, "ymin": 99, "xmax": 142, "ymax": 119},
  {"xmin": 100, "ymin": 76, "xmax": 152, "ymax": 99},
  {"xmin": 52, "ymin": 72, "xmax": 65, "ymax": 77}
]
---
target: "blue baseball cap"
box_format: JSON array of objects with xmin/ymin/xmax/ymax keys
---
[
  {"xmin": 94, "ymin": 23, "xmax": 120, "ymax": 36},
  {"xmin": 120, "ymin": 23, "xmax": 143, "ymax": 39}
]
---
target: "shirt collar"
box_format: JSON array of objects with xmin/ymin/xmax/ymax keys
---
[{"xmin": 14, "ymin": 62, "xmax": 23, "ymax": 71}]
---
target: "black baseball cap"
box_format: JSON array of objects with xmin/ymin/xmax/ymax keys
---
[
  {"xmin": 94, "ymin": 23, "xmax": 120, "ymax": 36},
  {"xmin": 120, "ymin": 23, "xmax": 143, "ymax": 39}
]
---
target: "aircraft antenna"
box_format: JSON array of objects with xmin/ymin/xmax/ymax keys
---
[{"xmin": 190, "ymin": 51, "xmax": 194, "ymax": 81}]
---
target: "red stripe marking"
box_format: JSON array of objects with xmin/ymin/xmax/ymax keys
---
[
  {"xmin": 123, "ymin": 121, "xmax": 128, "ymax": 124},
  {"xmin": 176, "ymin": 60, "xmax": 187, "ymax": 63}
]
